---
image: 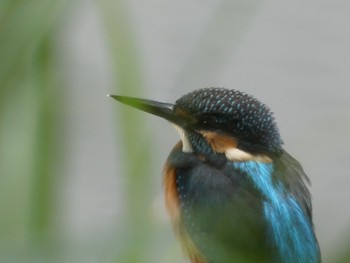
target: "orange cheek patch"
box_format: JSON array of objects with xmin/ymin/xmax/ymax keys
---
[
  {"xmin": 200, "ymin": 131, "xmax": 238, "ymax": 153},
  {"xmin": 200, "ymin": 131, "xmax": 272, "ymax": 163}
]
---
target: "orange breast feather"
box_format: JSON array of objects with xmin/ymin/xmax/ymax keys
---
[{"xmin": 163, "ymin": 141, "xmax": 206, "ymax": 263}]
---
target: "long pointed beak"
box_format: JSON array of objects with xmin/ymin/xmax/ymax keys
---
[{"xmin": 108, "ymin": 94, "xmax": 186, "ymax": 127}]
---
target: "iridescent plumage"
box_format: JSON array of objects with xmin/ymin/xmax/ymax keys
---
[{"xmin": 110, "ymin": 88, "xmax": 321, "ymax": 263}]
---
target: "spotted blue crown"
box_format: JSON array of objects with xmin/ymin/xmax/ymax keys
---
[{"xmin": 174, "ymin": 88, "xmax": 283, "ymax": 154}]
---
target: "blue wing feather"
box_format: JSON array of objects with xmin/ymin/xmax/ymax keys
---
[
  {"xmin": 234, "ymin": 160, "xmax": 320, "ymax": 263},
  {"xmin": 166, "ymin": 146, "xmax": 320, "ymax": 263}
]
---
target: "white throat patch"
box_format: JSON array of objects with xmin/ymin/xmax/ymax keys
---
[{"xmin": 172, "ymin": 124, "xmax": 193, "ymax": 153}]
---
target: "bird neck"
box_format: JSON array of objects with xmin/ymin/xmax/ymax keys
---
[
  {"xmin": 187, "ymin": 130, "xmax": 215, "ymax": 156},
  {"xmin": 172, "ymin": 125, "xmax": 214, "ymax": 155}
]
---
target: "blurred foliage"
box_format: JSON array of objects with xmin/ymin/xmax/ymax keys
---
[
  {"xmin": 98, "ymin": 0, "xmax": 155, "ymax": 262},
  {"xmin": 0, "ymin": 0, "xmax": 70, "ymax": 243},
  {"xmin": 0, "ymin": 0, "xmax": 159, "ymax": 262},
  {"xmin": 332, "ymin": 235, "xmax": 350, "ymax": 263}
]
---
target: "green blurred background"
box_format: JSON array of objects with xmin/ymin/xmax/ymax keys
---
[{"xmin": 1, "ymin": 0, "xmax": 349, "ymax": 262}]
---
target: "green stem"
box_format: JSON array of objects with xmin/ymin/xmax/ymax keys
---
[{"xmin": 99, "ymin": 0, "xmax": 155, "ymax": 261}]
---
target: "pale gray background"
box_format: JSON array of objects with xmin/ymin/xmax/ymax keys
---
[{"xmin": 58, "ymin": 0, "xmax": 350, "ymax": 261}]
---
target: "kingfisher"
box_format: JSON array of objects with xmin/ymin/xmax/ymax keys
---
[{"xmin": 109, "ymin": 88, "xmax": 321, "ymax": 263}]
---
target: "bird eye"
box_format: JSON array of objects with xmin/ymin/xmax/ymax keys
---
[{"xmin": 198, "ymin": 115, "xmax": 219, "ymax": 129}]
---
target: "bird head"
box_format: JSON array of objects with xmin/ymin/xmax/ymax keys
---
[{"xmin": 109, "ymin": 88, "xmax": 283, "ymax": 160}]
